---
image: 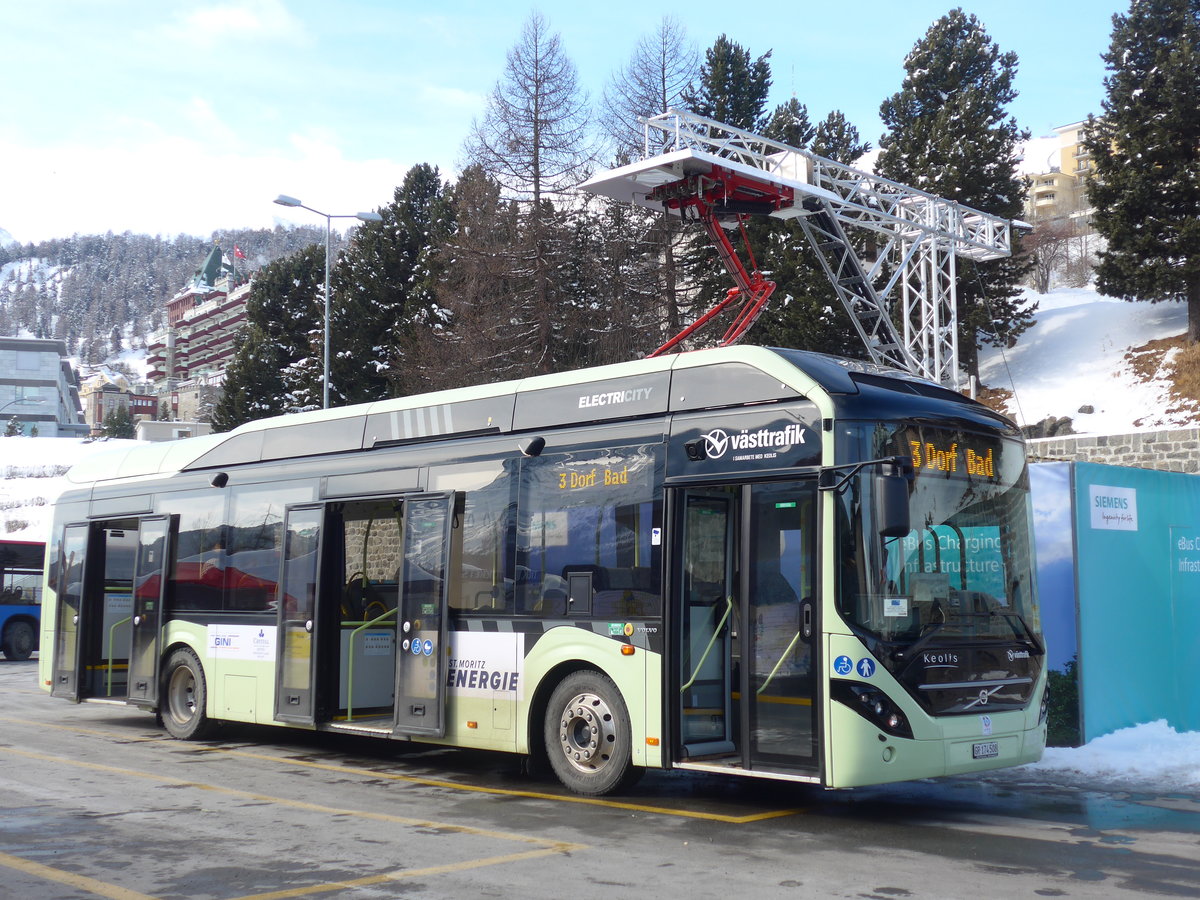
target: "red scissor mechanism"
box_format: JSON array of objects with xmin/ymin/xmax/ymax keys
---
[{"xmin": 647, "ymin": 166, "xmax": 794, "ymax": 357}]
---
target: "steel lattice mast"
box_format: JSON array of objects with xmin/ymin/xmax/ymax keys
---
[{"xmin": 581, "ymin": 109, "xmax": 1015, "ymax": 388}]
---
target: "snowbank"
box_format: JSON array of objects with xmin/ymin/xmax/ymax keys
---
[
  {"xmin": 1, "ymin": 436, "xmax": 139, "ymax": 541},
  {"xmin": 978, "ymin": 286, "xmax": 1190, "ymax": 434}
]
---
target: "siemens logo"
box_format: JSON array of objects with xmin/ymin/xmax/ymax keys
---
[{"xmin": 1094, "ymin": 495, "xmax": 1129, "ymax": 509}]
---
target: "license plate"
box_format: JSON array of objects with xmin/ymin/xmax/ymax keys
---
[{"xmin": 972, "ymin": 741, "xmax": 999, "ymax": 760}]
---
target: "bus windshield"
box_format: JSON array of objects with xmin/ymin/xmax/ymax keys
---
[{"xmin": 836, "ymin": 423, "xmax": 1040, "ymax": 653}]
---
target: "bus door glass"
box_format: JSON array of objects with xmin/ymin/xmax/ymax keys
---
[
  {"xmin": 677, "ymin": 488, "xmax": 737, "ymax": 758},
  {"xmin": 744, "ymin": 481, "xmax": 818, "ymax": 773},
  {"xmin": 127, "ymin": 516, "xmax": 173, "ymax": 708},
  {"xmin": 393, "ymin": 492, "xmax": 455, "ymax": 737},
  {"xmin": 274, "ymin": 505, "xmax": 323, "ymax": 724},
  {"xmin": 50, "ymin": 523, "xmax": 92, "ymax": 700}
]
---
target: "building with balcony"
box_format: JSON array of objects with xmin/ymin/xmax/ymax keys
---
[
  {"xmin": 1022, "ymin": 121, "xmax": 1095, "ymax": 235},
  {"xmin": 0, "ymin": 336, "xmax": 88, "ymax": 437},
  {"xmin": 146, "ymin": 244, "xmax": 249, "ymax": 399}
]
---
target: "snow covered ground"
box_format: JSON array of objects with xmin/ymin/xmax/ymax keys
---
[
  {"xmin": 979, "ymin": 286, "xmax": 1191, "ymax": 433},
  {"xmin": 1, "ymin": 436, "xmax": 136, "ymax": 542}
]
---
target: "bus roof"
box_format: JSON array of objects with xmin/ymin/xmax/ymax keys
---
[{"xmin": 66, "ymin": 346, "xmax": 980, "ymax": 486}]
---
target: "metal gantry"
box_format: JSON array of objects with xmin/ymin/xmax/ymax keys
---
[{"xmin": 581, "ymin": 109, "xmax": 1014, "ymax": 388}]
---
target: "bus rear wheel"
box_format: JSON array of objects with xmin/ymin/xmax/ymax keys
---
[
  {"xmin": 161, "ymin": 648, "xmax": 213, "ymax": 740},
  {"xmin": 1, "ymin": 620, "xmax": 35, "ymax": 661},
  {"xmin": 544, "ymin": 670, "xmax": 640, "ymax": 796}
]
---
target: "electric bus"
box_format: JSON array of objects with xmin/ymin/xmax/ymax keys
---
[{"xmin": 39, "ymin": 346, "xmax": 1045, "ymax": 795}]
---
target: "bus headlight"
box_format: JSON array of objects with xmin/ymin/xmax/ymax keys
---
[
  {"xmin": 831, "ymin": 681, "xmax": 913, "ymax": 739},
  {"xmin": 1038, "ymin": 687, "xmax": 1048, "ymax": 726}
]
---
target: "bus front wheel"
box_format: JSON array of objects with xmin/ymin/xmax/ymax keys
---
[
  {"xmin": 544, "ymin": 670, "xmax": 640, "ymax": 796},
  {"xmin": 1, "ymin": 620, "xmax": 35, "ymax": 661},
  {"xmin": 161, "ymin": 648, "xmax": 213, "ymax": 740}
]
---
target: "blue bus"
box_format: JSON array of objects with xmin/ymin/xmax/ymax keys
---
[{"xmin": 1, "ymin": 540, "xmax": 44, "ymax": 660}]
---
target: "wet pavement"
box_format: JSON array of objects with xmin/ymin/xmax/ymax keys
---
[{"xmin": 2, "ymin": 657, "xmax": 1198, "ymax": 899}]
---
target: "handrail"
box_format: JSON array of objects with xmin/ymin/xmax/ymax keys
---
[
  {"xmin": 106, "ymin": 615, "xmax": 131, "ymax": 696},
  {"xmin": 344, "ymin": 607, "xmax": 397, "ymax": 721},
  {"xmin": 756, "ymin": 631, "xmax": 801, "ymax": 695},
  {"xmin": 680, "ymin": 596, "xmax": 733, "ymax": 693}
]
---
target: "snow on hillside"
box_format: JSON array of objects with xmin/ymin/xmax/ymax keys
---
[
  {"xmin": 978, "ymin": 286, "xmax": 1192, "ymax": 434},
  {"xmin": 1, "ymin": 437, "xmax": 137, "ymax": 542}
]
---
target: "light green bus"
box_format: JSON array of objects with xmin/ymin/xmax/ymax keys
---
[{"xmin": 40, "ymin": 346, "xmax": 1046, "ymax": 795}]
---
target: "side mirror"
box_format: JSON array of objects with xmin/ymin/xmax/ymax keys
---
[{"xmin": 874, "ymin": 465, "xmax": 911, "ymax": 538}]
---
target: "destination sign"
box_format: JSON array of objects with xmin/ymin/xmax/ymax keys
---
[{"xmin": 901, "ymin": 429, "xmax": 1002, "ymax": 482}]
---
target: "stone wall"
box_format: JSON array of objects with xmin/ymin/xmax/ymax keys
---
[{"xmin": 1027, "ymin": 427, "xmax": 1200, "ymax": 473}]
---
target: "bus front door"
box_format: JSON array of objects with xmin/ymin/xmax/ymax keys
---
[
  {"xmin": 743, "ymin": 481, "xmax": 818, "ymax": 774},
  {"xmin": 674, "ymin": 481, "xmax": 819, "ymax": 776},
  {"xmin": 392, "ymin": 493, "xmax": 455, "ymax": 738},
  {"xmin": 127, "ymin": 516, "xmax": 172, "ymax": 708},
  {"xmin": 677, "ymin": 489, "xmax": 737, "ymax": 758},
  {"xmin": 50, "ymin": 523, "xmax": 95, "ymax": 701}
]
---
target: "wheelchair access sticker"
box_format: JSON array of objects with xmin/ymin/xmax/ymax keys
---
[{"xmin": 833, "ymin": 655, "xmax": 853, "ymax": 676}]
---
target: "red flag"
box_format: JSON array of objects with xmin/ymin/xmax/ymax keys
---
[{"xmin": 234, "ymin": 245, "xmax": 246, "ymax": 259}]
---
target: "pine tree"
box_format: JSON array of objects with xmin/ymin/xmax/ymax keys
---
[
  {"xmin": 673, "ymin": 36, "xmax": 775, "ymax": 350},
  {"xmin": 465, "ymin": 11, "xmax": 594, "ymax": 374},
  {"xmin": 600, "ymin": 18, "xmax": 699, "ymax": 339},
  {"xmin": 101, "ymin": 404, "xmax": 135, "ymax": 439},
  {"xmin": 681, "ymin": 35, "xmax": 772, "ymax": 131},
  {"xmin": 1085, "ymin": 0, "xmax": 1200, "ymax": 341},
  {"xmin": 877, "ymin": 9, "xmax": 1033, "ymax": 379},
  {"xmin": 331, "ymin": 164, "xmax": 454, "ymax": 403},
  {"xmin": 748, "ymin": 110, "xmax": 869, "ymax": 357},
  {"xmin": 600, "ymin": 16, "xmax": 698, "ymax": 157}
]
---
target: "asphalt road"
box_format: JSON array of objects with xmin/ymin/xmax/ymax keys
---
[{"xmin": 2, "ymin": 658, "xmax": 1198, "ymax": 900}]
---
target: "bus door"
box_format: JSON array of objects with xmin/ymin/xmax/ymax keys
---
[
  {"xmin": 673, "ymin": 481, "xmax": 819, "ymax": 775},
  {"xmin": 127, "ymin": 516, "xmax": 173, "ymax": 708},
  {"xmin": 743, "ymin": 481, "xmax": 818, "ymax": 774},
  {"xmin": 274, "ymin": 505, "xmax": 324, "ymax": 724},
  {"xmin": 50, "ymin": 523, "xmax": 96, "ymax": 701},
  {"xmin": 50, "ymin": 520, "xmax": 139, "ymax": 701},
  {"xmin": 676, "ymin": 489, "xmax": 737, "ymax": 758},
  {"xmin": 392, "ymin": 492, "xmax": 455, "ymax": 738}
]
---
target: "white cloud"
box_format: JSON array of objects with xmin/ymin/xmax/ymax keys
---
[
  {"xmin": 165, "ymin": 0, "xmax": 308, "ymax": 47},
  {"xmin": 0, "ymin": 133, "xmax": 413, "ymax": 243}
]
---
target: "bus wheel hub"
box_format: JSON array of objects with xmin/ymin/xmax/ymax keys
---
[{"xmin": 559, "ymin": 691, "xmax": 615, "ymax": 773}]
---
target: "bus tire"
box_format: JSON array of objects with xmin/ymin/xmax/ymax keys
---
[
  {"xmin": 544, "ymin": 670, "xmax": 641, "ymax": 796},
  {"xmin": 161, "ymin": 648, "xmax": 213, "ymax": 740},
  {"xmin": 1, "ymin": 620, "xmax": 35, "ymax": 661}
]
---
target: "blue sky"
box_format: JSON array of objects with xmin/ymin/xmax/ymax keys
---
[{"xmin": 1, "ymin": 0, "xmax": 1124, "ymax": 244}]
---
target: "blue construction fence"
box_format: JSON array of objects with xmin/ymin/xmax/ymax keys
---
[{"xmin": 1031, "ymin": 461, "xmax": 1200, "ymax": 744}]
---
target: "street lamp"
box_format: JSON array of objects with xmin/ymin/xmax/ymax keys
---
[
  {"xmin": 273, "ymin": 195, "xmax": 384, "ymax": 409},
  {"xmin": 0, "ymin": 396, "xmax": 44, "ymax": 434}
]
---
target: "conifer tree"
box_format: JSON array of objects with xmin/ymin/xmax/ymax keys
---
[
  {"xmin": 877, "ymin": 9, "xmax": 1032, "ymax": 379},
  {"xmin": 1085, "ymin": 0, "xmax": 1200, "ymax": 341},
  {"xmin": 681, "ymin": 35, "xmax": 772, "ymax": 131},
  {"xmin": 601, "ymin": 18, "xmax": 699, "ymax": 339},
  {"xmin": 101, "ymin": 404, "xmax": 135, "ymax": 439},
  {"xmin": 750, "ymin": 110, "xmax": 868, "ymax": 356},
  {"xmin": 465, "ymin": 11, "xmax": 593, "ymax": 374},
  {"xmin": 331, "ymin": 164, "xmax": 454, "ymax": 402}
]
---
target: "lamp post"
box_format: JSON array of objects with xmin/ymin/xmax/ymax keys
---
[
  {"xmin": 0, "ymin": 396, "xmax": 43, "ymax": 435},
  {"xmin": 273, "ymin": 195, "xmax": 383, "ymax": 409}
]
